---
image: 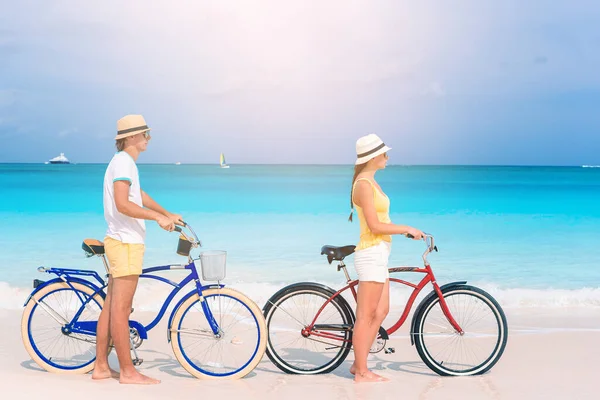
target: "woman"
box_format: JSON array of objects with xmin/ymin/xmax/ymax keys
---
[{"xmin": 349, "ymin": 133, "xmax": 424, "ymax": 383}]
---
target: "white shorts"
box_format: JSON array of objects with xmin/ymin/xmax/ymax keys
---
[{"xmin": 353, "ymin": 241, "xmax": 391, "ymax": 283}]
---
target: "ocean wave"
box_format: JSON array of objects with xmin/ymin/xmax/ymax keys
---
[
  {"xmin": 3, "ymin": 280, "xmax": 600, "ymax": 311},
  {"xmin": 470, "ymin": 284, "xmax": 600, "ymax": 308},
  {"xmin": 384, "ymin": 282, "xmax": 600, "ymax": 309}
]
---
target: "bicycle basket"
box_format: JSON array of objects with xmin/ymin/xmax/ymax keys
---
[
  {"xmin": 199, "ymin": 250, "xmax": 227, "ymax": 281},
  {"xmin": 176, "ymin": 234, "xmax": 193, "ymax": 257}
]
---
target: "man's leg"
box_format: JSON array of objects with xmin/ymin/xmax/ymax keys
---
[
  {"xmin": 92, "ymin": 277, "xmax": 119, "ymax": 379},
  {"xmin": 110, "ymin": 275, "xmax": 160, "ymax": 384}
]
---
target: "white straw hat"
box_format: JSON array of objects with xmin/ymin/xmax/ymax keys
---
[
  {"xmin": 355, "ymin": 134, "xmax": 391, "ymax": 165},
  {"xmin": 115, "ymin": 114, "xmax": 151, "ymax": 140}
]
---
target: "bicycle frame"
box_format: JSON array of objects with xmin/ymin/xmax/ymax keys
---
[
  {"xmin": 32, "ymin": 259, "xmax": 224, "ymax": 340},
  {"xmin": 27, "ymin": 222, "xmax": 227, "ymax": 340},
  {"xmin": 306, "ymin": 237, "xmax": 464, "ymax": 342}
]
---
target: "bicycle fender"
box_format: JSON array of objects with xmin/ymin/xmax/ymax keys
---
[
  {"xmin": 409, "ymin": 281, "xmax": 467, "ymax": 345},
  {"xmin": 166, "ymin": 284, "xmax": 224, "ymax": 342},
  {"xmin": 23, "ymin": 277, "xmax": 105, "ymax": 306},
  {"xmin": 262, "ymin": 282, "xmax": 336, "ymax": 312},
  {"xmin": 129, "ymin": 320, "xmax": 148, "ymax": 339},
  {"xmin": 263, "ymin": 281, "xmax": 356, "ymax": 323}
]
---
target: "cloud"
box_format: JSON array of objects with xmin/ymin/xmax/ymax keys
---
[
  {"xmin": 58, "ymin": 128, "xmax": 78, "ymax": 138},
  {"xmin": 0, "ymin": 89, "xmax": 16, "ymax": 107},
  {"xmin": 0, "ymin": 115, "xmax": 17, "ymax": 127},
  {"xmin": 0, "ymin": 1, "xmax": 599, "ymax": 164},
  {"xmin": 423, "ymin": 82, "xmax": 446, "ymax": 98}
]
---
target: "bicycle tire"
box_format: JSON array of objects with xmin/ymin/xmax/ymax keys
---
[
  {"xmin": 170, "ymin": 287, "xmax": 267, "ymax": 379},
  {"xmin": 21, "ymin": 281, "xmax": 104, "ymax": 374},
  {"xmin": 413, "ymin": 284, "xmax": 508, "ymax": 376},
  {"xmin": 263, "ymin": 283, "xmax": 354, "ymax": 374}
]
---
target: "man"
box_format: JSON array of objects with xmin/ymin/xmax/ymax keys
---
[{"xmin": 91, "ymin": 114, "xmax": 182, "ymax": 384}]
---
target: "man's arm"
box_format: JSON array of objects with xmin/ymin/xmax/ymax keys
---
[
  {"xmin": 114, "ymin": 181, "xmax": 174, "ymax": 231},
  {"xmin": 141, "ymin": 189, "xmax": 184, "ymax": 225}
]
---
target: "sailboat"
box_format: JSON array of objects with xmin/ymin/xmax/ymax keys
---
[{"xmin": 220, "ymin": 153, "xmax": 230, "ymax": 169}]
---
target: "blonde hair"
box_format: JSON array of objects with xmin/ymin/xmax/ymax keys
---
[
  {"xmin": 348, "ymin": 163, "xmax": 368, "ymax": 222},
  {"xmin": 115, "ymin": 138, "xmax": 127, "ymax": 151}
]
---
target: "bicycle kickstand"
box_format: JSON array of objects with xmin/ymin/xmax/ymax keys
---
[{"xmin": 130, "ymin": 336, "xmax": 143, "ymax": 366}]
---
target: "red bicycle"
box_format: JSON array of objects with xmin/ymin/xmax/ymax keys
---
[{"xmin": 262, "ymin": 235, "xmax": 508, "ymax": 376}]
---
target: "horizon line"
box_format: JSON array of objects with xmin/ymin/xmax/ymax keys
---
[{"xmin": 0, "ymin": 162, "xmax": 597, "ymax": 168}]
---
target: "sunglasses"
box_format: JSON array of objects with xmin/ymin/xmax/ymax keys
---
[{"xmin": 142, "ymin": 131, "xmax": 151, "ymax": 141}]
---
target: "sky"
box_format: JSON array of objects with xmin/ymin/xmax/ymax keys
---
[{"xmin": 0, "ymin": 1, "xmax": 599, "ymax": 165}]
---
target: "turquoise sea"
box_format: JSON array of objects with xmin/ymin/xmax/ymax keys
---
[{"xmin": 1, "ymin": 163, "xmax": 599, "ymax": 309}]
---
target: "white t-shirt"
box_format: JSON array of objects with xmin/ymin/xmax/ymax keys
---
[{"xmin": 103, "ymin": 152, "xmax": 146, "ymax": 244}]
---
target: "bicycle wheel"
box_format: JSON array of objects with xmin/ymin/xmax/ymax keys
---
[
  {"xmin": 170, "ymin": 287, "xmax": 267, "ymax": 379},
  {"xmin": 263, "ymin": 283, "xmax": 354, "ymax": 374},
  {"xmin": 21, "ymin": 281, "xmax": 104, "ymax": 374},
  {"xmin": 413, "ymin": 284, "xmax": 508, "ymax": 376}
]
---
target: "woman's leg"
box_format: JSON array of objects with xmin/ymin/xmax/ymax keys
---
[
  {"xmin": 350, "ymin": 279, "xmax": 390, "ymax": 377},
  {"xmin": 373, "ymin": 278, "xmax": 390, "ymax": 330},
  {"xmin": 352, "ymin": 280, "xmax": 388, "ymax": 382}
]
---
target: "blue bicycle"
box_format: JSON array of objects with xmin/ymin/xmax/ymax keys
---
[{"xmin": 21, "ymin": 223, "xmax": 267, "ymax": 379}]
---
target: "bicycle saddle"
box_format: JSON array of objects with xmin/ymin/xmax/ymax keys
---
[
  {"xmin": 82, "ymin": 239, "xmax": 105, "ymax": 257},
  {"xmin": 320, "ymin": 245, "xmax": 356, "ymax": 264}
]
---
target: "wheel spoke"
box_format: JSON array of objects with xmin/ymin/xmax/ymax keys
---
[
  {"xmin": 265, "ymin": 287, "xmax": 352, "ymax": 374},
  {"xmin": 175, "ymin": 290, "xmax": 262, "ymax": 377},
  {"xmin": 26, "ymin": 284, "xmax": 103, "ymax": 371},
  {"xmin": 416, "ymin": 288, "xmax": 506, "ymax": 375}
]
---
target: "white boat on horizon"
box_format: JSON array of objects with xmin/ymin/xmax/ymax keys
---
[
  {"xmin": 220, "ymin": 153, "xmax": 230, "ymax": 168},
  {"xmin": 47, "ymin": 153, "xmax": 70, "ymax": 164}
]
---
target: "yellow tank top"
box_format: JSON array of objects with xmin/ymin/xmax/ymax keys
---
[{"xmin": 352, "ymin": 178, "xmax": 392, "ymax": 251}]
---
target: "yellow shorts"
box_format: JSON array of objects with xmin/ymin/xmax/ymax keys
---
[{"xmin": 104, "ymin": 236, "xmax": 145, "ymax": 278}]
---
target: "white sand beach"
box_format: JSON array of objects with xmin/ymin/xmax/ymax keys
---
[{"xmin": 2, "ymin": 306, "xmax": 599, "ymax": 400}]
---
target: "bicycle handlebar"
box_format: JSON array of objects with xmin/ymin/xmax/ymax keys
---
[
  {"xmin": 175, "ymin": 221, "xmax": 433, "ymax": 261},
  {"xmin": 174, "ymin": 221, "xmax": 202, "ymax": 248},
  {"xmin": 405, "ymin": 233, "xmax": 438, "ymax": 263}
]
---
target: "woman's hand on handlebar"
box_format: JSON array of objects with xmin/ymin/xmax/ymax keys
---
[{"xmin": 405, "ymin": 227, "xmax": 425, "ymax": 240}]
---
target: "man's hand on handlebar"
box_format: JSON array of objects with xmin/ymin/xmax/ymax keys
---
[
  {"xmin": 156, "ymin": 214, "xmax": 175, "ymax": 232},
  {"xmin": 168, "ymin": 213, "xmax": 185, "ymax": 226}
]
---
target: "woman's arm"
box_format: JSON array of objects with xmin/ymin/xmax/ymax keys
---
[{"xmin": 353, "ymin": 180, "xmax": 423, "ymax": 239}]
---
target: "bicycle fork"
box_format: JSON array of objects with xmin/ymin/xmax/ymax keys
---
[{"xmin": 429, "ymin": 270, "xmax": 464, "ymax": 335}]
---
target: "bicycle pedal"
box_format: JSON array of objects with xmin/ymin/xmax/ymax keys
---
[
  {"xmin": 384, "ymin": 347, "xmax": 395, "ymax": 354},
  {"xmin": 132, "ymin": 358, "xmax": 143, "ymax": 366}
]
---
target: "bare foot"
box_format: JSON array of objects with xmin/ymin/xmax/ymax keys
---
[
  {"xmin": 91, "ymin": 367, "xmax": 120, "ymax": 380},
  {"xmin": 350, "ymin": 363, "xmax": 356, "ymax": 375},
  {"xmin": 354, "ymin": 370, "xmax": 390, "ymax": 383},
  {"xmin": 119, "ymin": 371, "xmax": 161, "ymax": 385}
]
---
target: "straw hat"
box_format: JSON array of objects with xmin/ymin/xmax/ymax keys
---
[
  {"xmin": 355, "ymin": 134, "xmax": 391, "ymax": 165},
  {"xmin": 115, "ymin": 114, "xmax": 151, "ymax": 140}
]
